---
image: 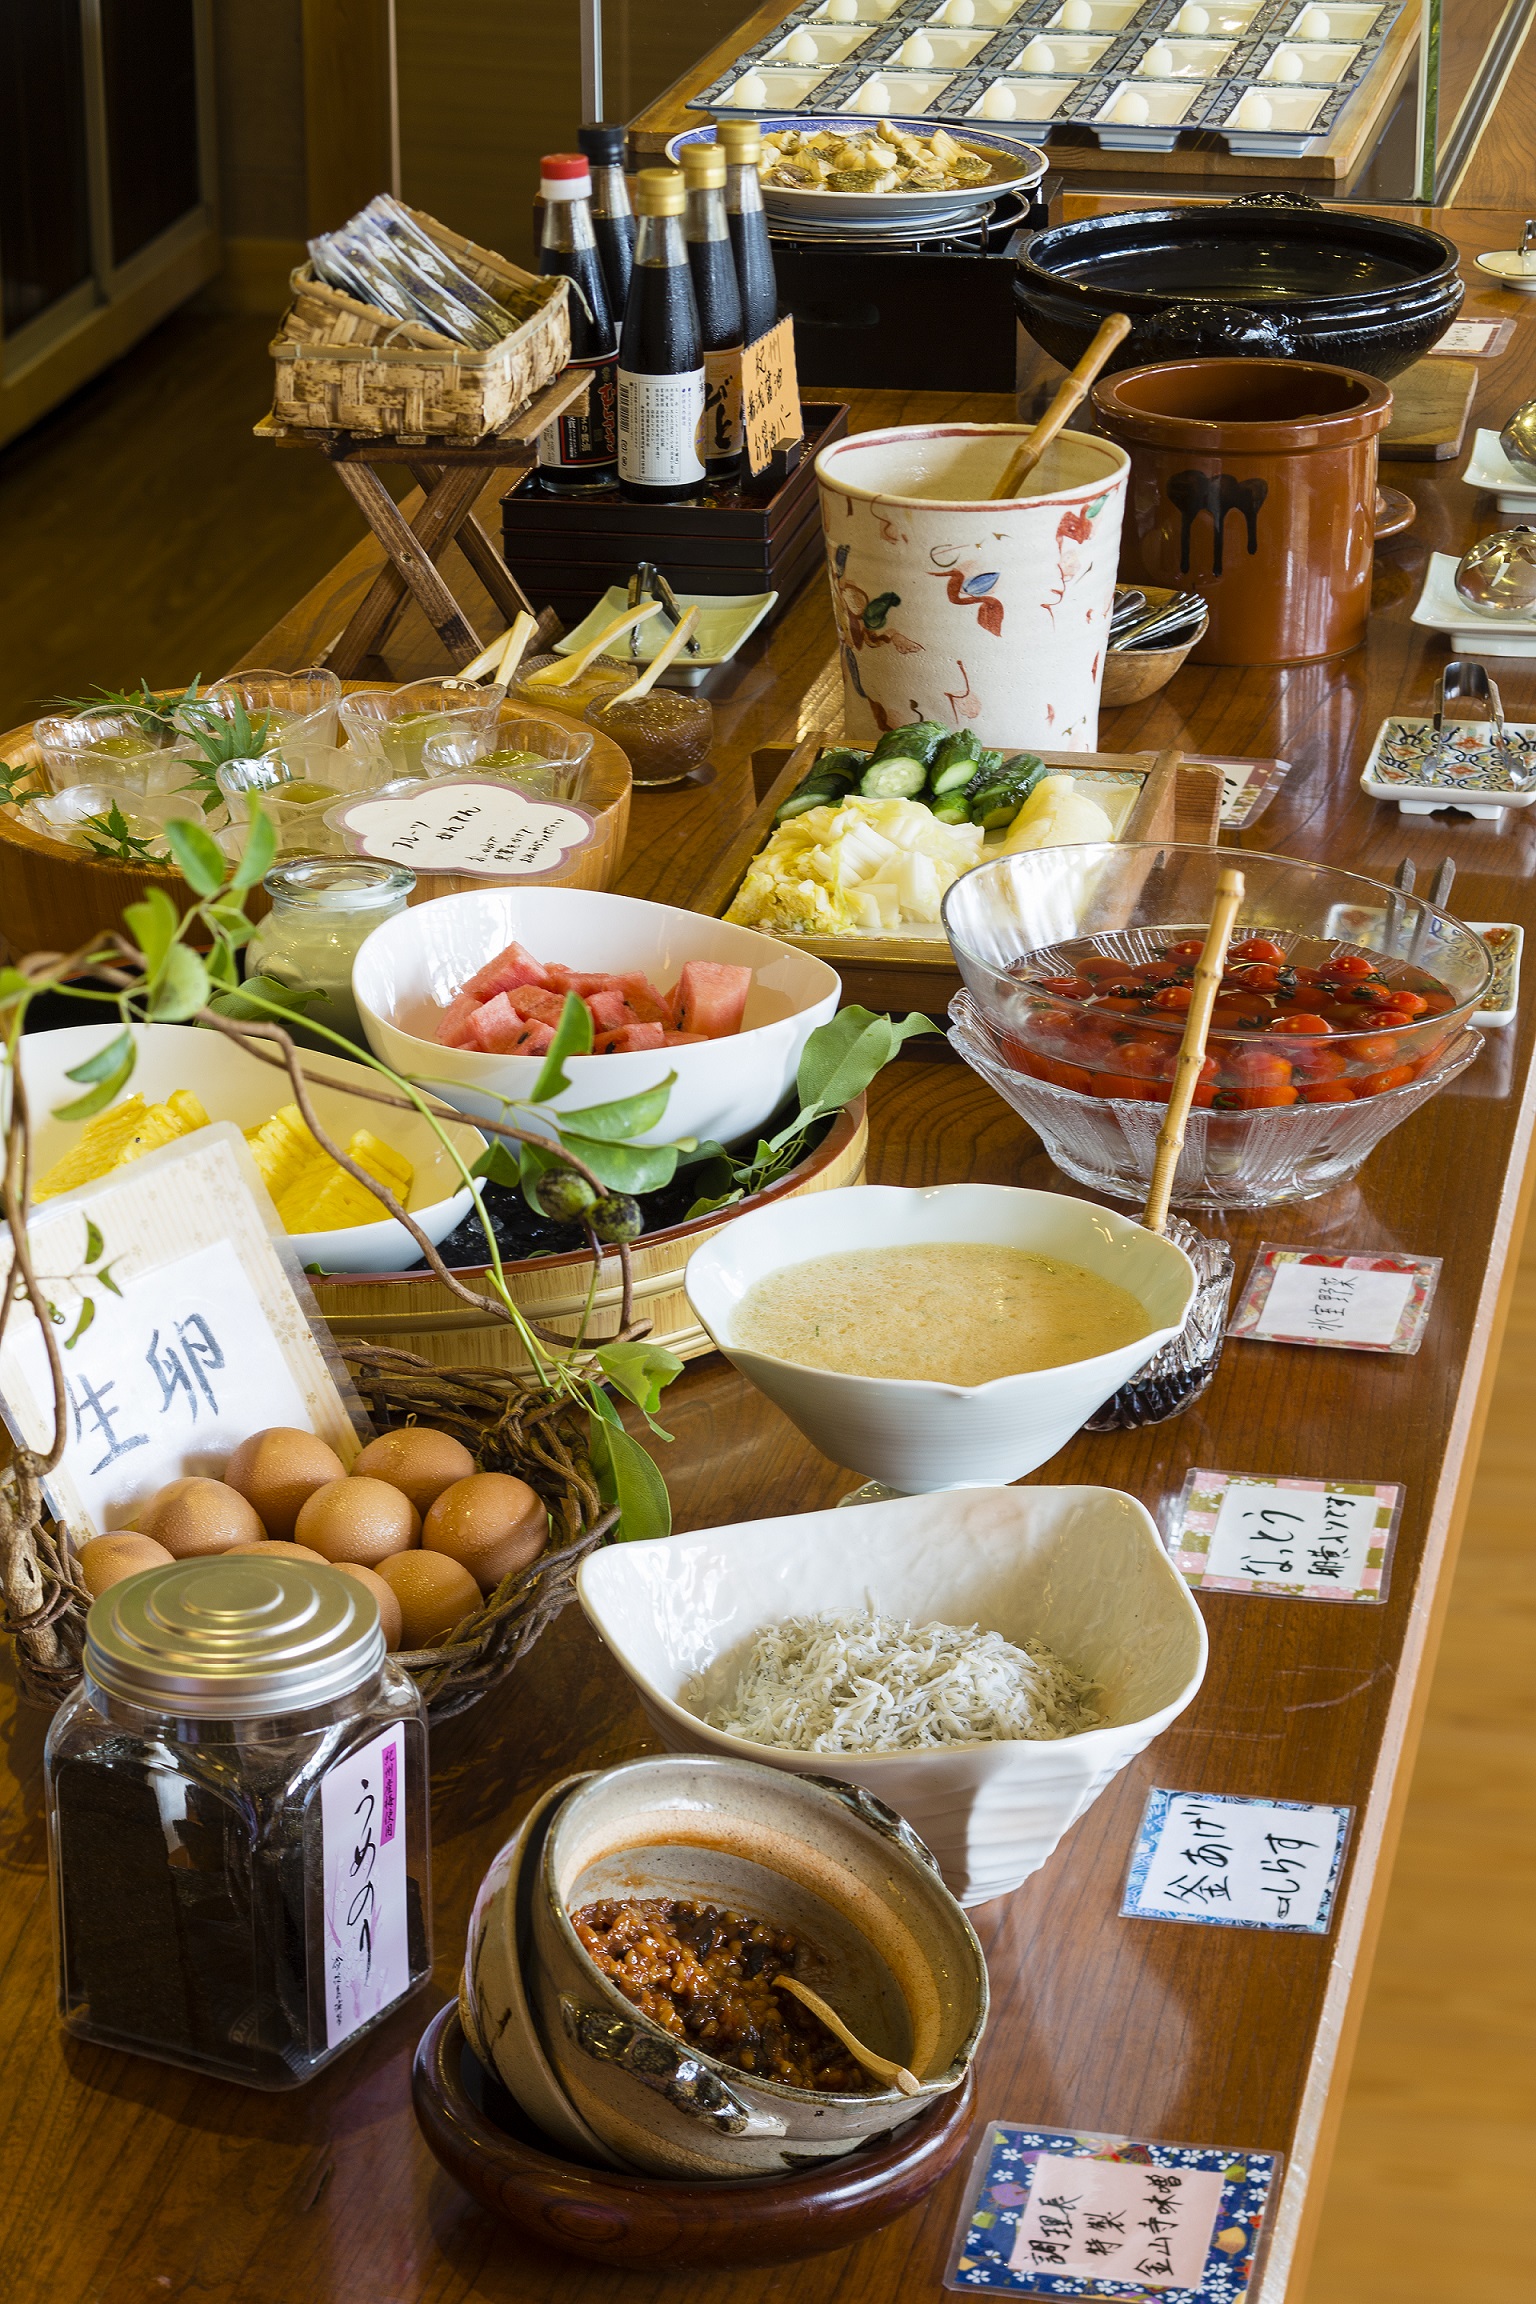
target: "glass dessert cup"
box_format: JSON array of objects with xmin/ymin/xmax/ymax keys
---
[
  {"xmin": 509, "ymin": 653, "xmax": 632, "ymax": 715},
  {"xmin": 420, "ymin": 716, "xmax": 594, "ymax": 800},
  {"xmin": 338, "ymin": 679, "xmax": 507, "ymax": 780},
  {"xmin": 20, "ymin": 782, "xmax": 207, "ymax": 858},
  {"xmin": 202, "ymin": 667, "xmax": 342, "ymax": 763},
  {"xmin": 32, "ymin": 710, "xmax": 199, "ymax": 799},
  {"xmin": 215, "ymin": 746, "xmax": 384, "ymax": 860},
  {"xmin": 585, "ymin": 689, "xmax": 713, "ymax": 788}
]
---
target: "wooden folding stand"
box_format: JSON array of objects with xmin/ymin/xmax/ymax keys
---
[{"xmin": 253, "ymin": 366, "xmax": 589, "ymax": 675}]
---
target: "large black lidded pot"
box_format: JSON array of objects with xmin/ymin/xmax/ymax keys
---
[{"xmin": 1014, "ymin": 194, "xmax": 1463, "ymax": 384}]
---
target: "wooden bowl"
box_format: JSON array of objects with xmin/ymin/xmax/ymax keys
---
[
  {"xmin": 311, "ymin": 1096, "xmax": 868, "ymax": 1373},
  {"xmin": 412, "ymin": 2004, "xmax": 976, "ymax": 2269},
  {"xmin": 0, "ymin": 688, "xmax": 631, "ymax": 954},
  {"xmin": 1100, "ymin": 586, "xmax": 1208, "ymax": 706}
]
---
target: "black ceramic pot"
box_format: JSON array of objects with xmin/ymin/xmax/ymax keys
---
[{"xmin": 1013, "ymin": 194, "xmax": 1464, "ymax": 383}]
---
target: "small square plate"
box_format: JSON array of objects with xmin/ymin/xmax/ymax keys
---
[
  {"xmin": 1461, "ymin": 426, "xmax": 1536, "ymax": 512},
  {"xmin": 1006, "ymin": 33, "xmax": 1112, "ymax": 70},
  {"xmin": 889, "ymin": 27, "xmax": 993, "ymax": 63},
  {"xmin": 1094, "ymin": 79, "xmax": 1200, "ymax": 145},
  {"xmin": 1214, "ymin": 81, "xmax": 1329, "ymax": 146},
  {"xmin": 718, "ymin": 66, "xmax": 830, "ymax": 108},
  {"xmin": 968, "ymin": 73, "xmax": 1078, "ymax": 116},
  {"xmin": 929, "ymin": 0, "xmax": 1027, "ymax": 22},
  {"xmin": 1360, "ymin": 709, "xmax": 1536, "ymax": 816},
  {"xmin": 765, "ymin": 27, "xmax": 870, "ymax": 63},
  {"xmin": 1470, "ymin": 920, "xmax": 1522, "ymax": 1026},
  {"xmin": 1135, "ymin": 36, "xmax": 1237, "ymax": 72},
  {"xmin": 1048, "ymin": 0, "xmax": 1139, "ymax": 24},
  {"xmin": 1260, "ymin": 37, "xmax": 1360, "ymax": 79},
  {"xmin": 1285, "ymin": 2, "xmax": 1379, "ymax": 32},
  {"xmin": 552, "ymin": 588, "xmax": 779, "ymax": 686},
  {"xmin": 1410, "ymin": 549, "xmax": 1536, "ymax": 657},
  {"xmin": 849, "ymin": 67, "xmax": 956, "ymax": 109}
]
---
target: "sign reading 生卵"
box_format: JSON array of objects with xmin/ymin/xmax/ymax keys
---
[
  {"xmin": 1122, "ymin": 1789, "xmax": 1353, "ymax": 1935},
  {"xmin": 946, "ymin": 2122, "xmax": 1282, "ymax": 2300},
  {"xmin": 1166, "ymin": 1469, "xmax": 1403, "ymax": 1606},
  {"xmin": 1227, "ymin": 1245, "xmax": 1440, "ymax": 1354}
]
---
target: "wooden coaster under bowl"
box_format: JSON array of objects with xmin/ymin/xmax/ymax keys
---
[{"xmin": 412, "ymin": 2005, "xmax": 976, "ymax": 2270}]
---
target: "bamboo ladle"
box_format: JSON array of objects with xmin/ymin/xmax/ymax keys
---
[
  {"xmin": 605, "ymin": 605, "xmax": 701, "ymax": 705},
  {"xmin": 773, "ymin": 1974, "xmax": 923, "ymax": 2097},
  {"xmin": 990, "ymin": 311, "xmax": 1132, "ymax": 501},
  {"xmin": 1141, "ymin": 858, "xmax": 1246, "ymax": 1235},
  {"xmin": 521, "ymin": 598, "xmax": 664, "ymax": 687}
]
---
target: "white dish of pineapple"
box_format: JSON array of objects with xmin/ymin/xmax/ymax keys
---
[
  {"xmin": 727, "ymin": 770, "xmax": 1142, "ymax": 942},
  {"xmin": 20, "ymin": 1025, "xmax": 486, "ymax": 1275}
]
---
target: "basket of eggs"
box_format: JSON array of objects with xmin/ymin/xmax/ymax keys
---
[{"xmin": 68, "ymin": 1350, "xmax": 614, "ymax": 1721}]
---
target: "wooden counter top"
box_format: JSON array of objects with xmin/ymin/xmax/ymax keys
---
[{"xmin": 6, "ymin": 206, "xmax": 1536, "ymax": 2304}]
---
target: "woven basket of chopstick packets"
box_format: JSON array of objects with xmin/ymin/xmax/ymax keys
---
[{"xmin": 271, "ymin": 203, "xmax": 570, "ymax": 441}]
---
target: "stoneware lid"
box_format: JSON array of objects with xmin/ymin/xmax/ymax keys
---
[{"xmin": 85, "ymin": 1556, "xmax": 384, "ymax": 1718}]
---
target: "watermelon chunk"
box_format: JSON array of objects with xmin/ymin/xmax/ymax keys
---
[
  {"xmin": 672, "ymin": 961, "xmax": 751, "ymax": 1039},
  {"xmin": 464, "ymin": 940, "xmax": 551, "ymax": 1001},
  {"xmin": 585, "ymin": 987, "xmax": 630, "ymax": 1032},
  {"xmin": 437, "ymin": 990, "xmax": 484, "ymax": 1048},
  {"xmin": 614, "ymin": 972, "xmax": 672, "ymax": 1026},
  {"xmin": 661, "ymin": 1030, "xmax": 707, "ymax": 1045},
  {"xmin": 545, "ymin": 966, "xmax": 620, "ymax": 997},
  {"xmin": 506, "ymin": 984, "xmax": 567, "ymax": 1029},
  {"xmin": 467, "ymin": 997, "xmax": 555, "ymax": 1056},
  {"xmin": 594, "ymin": 1022, "xmax": 666, "ymax": 1054}
]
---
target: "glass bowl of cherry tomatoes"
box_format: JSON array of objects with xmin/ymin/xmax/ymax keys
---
[{"xmin": 942, "ymin": 845, "xmax": 1489, "ymax": 1209}]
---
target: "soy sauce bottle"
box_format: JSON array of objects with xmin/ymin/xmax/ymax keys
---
[
  {"xmin": 680, "ymin": 142, "xmax": 743, "ymax": 483},
  {"xmin": 535, "ymin": 153, "xmax": 618, "ymax": 493},
  {"xmin": 716, "ymin": 119, "xmax": 779, "ymax": 344},
  {"xmin": 616, "ymin": 168, "xmax": 706, "ymax": 504},
  {"xmin": 577, "ymin": 123, "xmax": 636, "ymax": 317}
]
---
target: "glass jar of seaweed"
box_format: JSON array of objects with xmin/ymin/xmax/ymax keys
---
[
  {"xmin": 44, "ymin": 1556, "xmax": 431, "ymax": 2089},
  {"xmin": 244, "ymin": 858, "xmax": 415, "ymax": 1048}
]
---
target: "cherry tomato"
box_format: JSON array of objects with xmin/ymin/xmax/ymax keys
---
[
  {"xmin": 1301, "ymin": 1082, "xmax": 1357, "ymax": 1103},
  {"xmin": 1231, "ymin": 937, "xmax": 1286, "ymax": 962},
  {"xmin": 1421, "ymin": 991, "xmax": 1456, "ymax": 1014},
  {"xmin": 1033, "ymin": 976, "xmax": 1084, "ymax": 996},
  {"xmin": 1269, "ymin": 1013, "xmax": 1333, "ymax": 1034},
  {"xmin": 1079, "ymin": 955, "xmax": 1131, "ymax": 979},
  {"xmin": 1231, "ymin": 963, "xmax": 1284, "ymax": 991},
  {"xmin": 1094, "ymin": 996, "xmax": 1150, "ymax": 1014},
  {"xmin": 1089, "ymin": 1071, "xmax": 1157, "ymax": 1101},
  {"xmin": 1352, "ymin": 1033, "xmax": 1401, "ymax": 1064},
  {"xmin": 1241, "ymin": 1084, "xmax": 1300, "ymax": 1107},
  {"xmin": 1163, "ymin": 938, "xmax": 1205, "ymax": 959},
  {"xmin": 1225, "ymin": 1047, "xmax": 1292, "ymax": 1085},
  {"xmin": 1152, "ymin": 985, "xmax": 1193, "ymax": 1012},
  {"xmin": 1357, "ymin": 1064, "xmax": 1415, "ymax": 1096},
  {"xmin": 1320, "ymin": 953, "xmax": 1375, "ymax": 978},
  {"xmin": 1378, "ymin": 990, "xmax": 1429, "ymax": 1016},
  {"xmin": 1290, "ymin": 1044, "xmax": 1348, "ymax": 1079},
  {"xmin": 1035, "ymin": 1055, "xmax": 1095, "ymax": 1095}
]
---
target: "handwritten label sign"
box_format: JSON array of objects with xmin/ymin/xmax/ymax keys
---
[
  {"xmin": 1228, "ymin": 1245, "xmax": 1440, "ymax": 1353},
  {"xmin": 946, "ymin": 2123, "xmax": 1282, "ymax": 2300},
  {"xmin": 1430, "ymin": 318, "xmax": 1514, "ymax": 357},
  {"xmin": 0, "ymin": 1122, "xmax": 360, "ymax": 1536},
  {"xmin": 741, "ymin": 315, "xmax": 802, "ymax": 477},
  {"xmin": 319, "ymin": 1721, "xmax": 411, "ymax": 2046},
  {"xmin": 329, "ymin": 777, "xmax": 598, "ymax": 879},
  {"xmin": 1168, "ymin": 1469, "xmax": 1402, "ymax": 1604},
  {"xmin": 1193, "ymin": 752, "xmax": 1293, "ymax": 830},
  {"xmin": 1122, "ymin": 1789, "xmax": 1352, "ymax": 1934}
]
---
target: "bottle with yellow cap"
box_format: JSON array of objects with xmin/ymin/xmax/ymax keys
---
[
  {"xmin": 715, "ymin": 119, "xmax": 779, "ymax": 345},
  {"xmin": 616, "ymin": 167, "xmax": 707, "ymax": 503},
  {"xmin": 680, "ymin": 142, "xmax": 743, "ymax": 482}
]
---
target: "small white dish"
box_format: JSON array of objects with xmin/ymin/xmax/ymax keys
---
[
  {"xmin": 1214, "ymin": 80, "xmax": 1329, "ymax": 147},
  {"xmin": 968, "ymin": 76, "xmax": 1079, "ymax": 118},
  {"xmin": 930, "ymin": 0, "xmax": 1029, "ymax": 23},
  {"xmin": 765, "ymin": 25, "xmax": 870, "ymax": 62},
  {"xmin": 21, "ymin": 1023, "xmax": 484, "ymax": 1275},
  {"xmin": 718, "ymin": 65, "xmax": 830, "ymax": 109},
  {"xmin": 849, "ymin": 67, "xmax": 956, "ymax": 110},
  {"xmin": 352, "ymin": 885, "xmax": 841, "ymax": 1148},
  {"xmin": 552, "ymin": 588, "xmax": 777, "ymax": 687},
  {"xmin": 1360, "ymin": 708, "xmax": 1536, "ymax": 818},
  {"xmin": 1135, "ymin": 36, "xmax": 1235, "ymax": 73},
  {"xmin": 891, "ymin": 26, "xmax": 993, "ymax": 63},
  {"xmin": 1475, "ymin": 250, "xmax": 1536, "ymax": 292},
  {"xmin": 1005, "ymin": 33, "xmax": 1111, "ymax": 69},
  {"xmin": 1048, "ymin": 0, "xmax": 1138, "ymax": 25},
  {"xmin": 1460, "ymin": 427, "xmax": 1536, "ymax": 512},
  {"xmin": 1093, "ymin": 81, "xmax": 1201, "ymax": 147},
  {"xmin": 1470, "ymin": 921, "xmax": 1522, "ymax": 1027},
  {"xmin": 684, "ymin": 1183, "xmax": 1196, "ymax": 1492},
  {"xmin": 1259, "ymin": 38, "xmax": 1359, "ymax": 80},
  {"xmin": 1285, "ymin": 3, "xmax": 1378, "ymax": 34},
  {"xmin": 1410, "ymin": 549, "xmax": 1536, "ymax": 657},
  {"xmin": 578, "ymin": 1485, "xmax": 1207, "ymax": 1906}
]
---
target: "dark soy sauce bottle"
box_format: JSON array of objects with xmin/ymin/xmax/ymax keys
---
[
  {"xmin": 577, "ymin": 123, "xmax": 636, "ymax": 317},
  {"xmin": 716, "ymin": 119, "xmax": 779, "ymax": 344},
  {"xmin": 680, "ymin": 141, "xmax": 743, "ymax": 483},
  {"xmin": 535, "ymin": 152, "xmax": 617, "ymax": 493},
  {"xmin": 617, "ymin": 168, "xmax": 706, "ymax": 504}
]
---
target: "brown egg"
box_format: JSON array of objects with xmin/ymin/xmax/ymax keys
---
[
  {"xmin": 376, "ymin": 1549, "xmax": 481, "ymax": 1648},
  {"xmin": 224, "ymin": 1427, "xmax": 347, "ymax": 1540},
  {"xmin": 422, "ymin": 1472, "xmax": 548, "ymax": 1595},
  {"xmin": 296, "ymin": 1476, "xmax": 420, "ymax": 1568},
  {"xmin": 333, "ymin": 1561, "xmax": 404, "ymax": 1653},
  {"xmin": 351, "ymin": 1426, "xmax": 477, "ymax": 1516},
  {"xmin": 132, "ymin": 1475, "xmax": 198, "ymax": 1532},
  {"xmin": 224, "ymin": 1540, "xmax": 331, "ymax": 1563},
  {"xmin": 145, "ymin": 1478, "xmax": 265, "ymax": 1558},
  {"xmin": 77, "ymin": 1533, "xmax": 173, "ymax": 1598}
]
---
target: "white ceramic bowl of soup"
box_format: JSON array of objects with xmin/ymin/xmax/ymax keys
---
[
  {"xmin": 683, "ymin": 1184, "xmax": 1196, "ymax": 1492},
  {"xmin": 578, "ymin": 1486, "xmax": 1208, "ymax": 1905}
]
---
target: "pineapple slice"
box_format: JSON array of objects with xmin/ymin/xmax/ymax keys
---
[{"xmin": 34, "ymin": 1089, "xmax": 210, "ymax": 1200}]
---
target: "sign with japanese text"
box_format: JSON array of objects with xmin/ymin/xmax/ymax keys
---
[
  {"xmin": 0, "ymin": 1123, "xmax": 360, "ymax": 1536},
  {"xmin": 1122, "ymin": 1789, "xmax": 1352, "ymax": 1934},
  {"xmin": 741, "ymin": 316, "xmax": 802, "ymax": 477},
  {"xmin": 1167, "ymin": 1469, "xmax": 1403, "ymax": 1606},
  {"xmin": 329, "ymin": 777, "xmax": 598, "ymax": 880},
  {"xmin": 1228, "ymin": 1245, "xmax": 1440, "ymax": 1354}
]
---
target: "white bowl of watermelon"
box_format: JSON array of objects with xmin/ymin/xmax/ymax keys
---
[{"xmin": 352, "ymin": 887, "xmax": 842, "ymax": 1148}]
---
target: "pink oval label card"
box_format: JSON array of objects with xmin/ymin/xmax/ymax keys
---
[{"xmin": 327, "ymin": 776, "xmax": 598, "ymax": 878}]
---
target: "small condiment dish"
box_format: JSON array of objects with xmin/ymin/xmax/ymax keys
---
[
  {"xmin": 530, "ymin": 1754, "xmax": 987, "ymax": 2179},
  {"xmin": 683, "ymin": 1183, "xmax": 1195, "ymax": 1491},
  {"xmin": 579, "ymin": 1485, "xmax": 1207, "ymax": 1905}
]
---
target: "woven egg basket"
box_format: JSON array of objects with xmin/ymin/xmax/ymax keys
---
[{"xmin": 271, "ymin": 205, "xmax": 571, "ymax": 441}]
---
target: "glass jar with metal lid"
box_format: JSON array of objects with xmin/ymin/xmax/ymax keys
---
[
  {"xmin": 244, "ymin": 858, "xmax": 415, "ymax": 1048},
  {"xmin": 44, "ymin": 1556, "xmax": 430, "ymax": 2088}
]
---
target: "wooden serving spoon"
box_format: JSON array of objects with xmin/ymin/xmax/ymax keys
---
[
  {"xmin": 1141, "ymin": 859, "xmax": 1246, "ymax": 1236},
  {"xmin": 449, "ymin": 611, "xmax": 534, "ymax": 685},
  {"xmin": 522, "ymin": 599, "xmax": 664, "ymax": 687},
  {"xmin": 605, "ymin": 605, "xmax": 702, "ymax": 705},
  {"xmin": 773, "ymin": 1974, "xmax": 923, "ymax": 2097},
  {"xmin": 990, "ymin": 311, "xmax": 1132, "ymax": 502}
]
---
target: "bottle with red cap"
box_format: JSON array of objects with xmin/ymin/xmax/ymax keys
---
[{"xmin": 536, "ymin": 153, "xmax": 618, "ymax": 494}]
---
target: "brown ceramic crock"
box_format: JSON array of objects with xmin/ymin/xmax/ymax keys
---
[{"xmin": 1089, "ymin": 358, "xmax": 1393, "ymax": 666}]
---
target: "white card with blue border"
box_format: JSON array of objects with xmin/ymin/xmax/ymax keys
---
[{"xmin": 1121, "ymin": 1790, "xmax": 1352, "ymax": 1934}]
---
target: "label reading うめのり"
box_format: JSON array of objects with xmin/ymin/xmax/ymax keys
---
[
  {"xmin": 617, "ymin": 366, "xmax": 706, "ymax": 485},
  {"xmin": 319, "ymin": 1722, "xmax": 410, "ymax": 2048}
]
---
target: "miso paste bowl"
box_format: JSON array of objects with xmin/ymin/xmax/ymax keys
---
[
  {"xmin": 530, "ymin": 1754, "xmax": 988, "ymax": 2179},
  {"xmin": 683, "ymin": 1184, "xmax": 1196, "ymax": 1492},
  {"xmin": 579, "ymin": 1488, "xmax": 1206, "ymax": 1907}
]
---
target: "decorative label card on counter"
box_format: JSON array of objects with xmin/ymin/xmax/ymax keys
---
[
  {"xmin": 1168, "ymin": 1469, "xmax": 1403, "ymax": 1605},
  {"xmin": 1122, "ymin": 1789, "xmax": 1352, "ymax": 1934},
  {"xmin": 328, "ymin": 777, "xmax": 598, "ymax": 879},
  {"xmin": 945, "ymin": 2122, "xmax": 1282, "ymax": 2299},
  {"xmin": 741, "ymin": 315, "xmax": 802, "ymax": 476},
  {"xmin": 1227, "ymin": 1245, "xmax": 1440, "ymax": 1354},
  {"xmin": 0, "ymin": 1123, "xmax": 361, "ymax": 1536},
  {"xmin": 318, "ymin": 1721, "xmax": 411, "ymax": 2047}
]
